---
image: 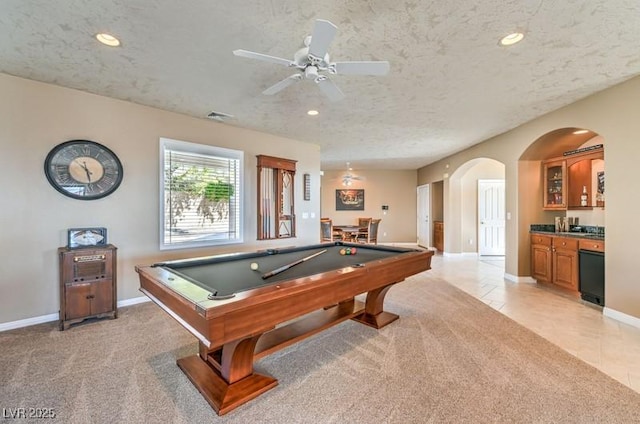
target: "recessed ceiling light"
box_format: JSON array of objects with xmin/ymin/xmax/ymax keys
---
[
  {"xmin": 307, "ymin": 110, "xmax": 319, "ymax": 116},
  {"xmin": 95, "ymin": 33, "xmax": 121, "ymax": 47},
  {"xmin": 499, "ymin": 32, "xmax": 524, "ymax": 46},
  {"xmin": 573, "ymin": 129, "xmax": 589, "ymax": 135}
]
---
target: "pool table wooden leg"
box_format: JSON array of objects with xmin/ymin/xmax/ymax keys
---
[
  {"xmin": 352, "ymin": 282, "xmax": 399, "ymax": 329},
  {"xmin": 177, "ymin": 336, "xmax": 277, "ymax": 415}
]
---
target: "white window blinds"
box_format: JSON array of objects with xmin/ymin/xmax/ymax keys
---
[{"xmin": 160, "ymin": 138, "xmax": 243, "ymax": 249}]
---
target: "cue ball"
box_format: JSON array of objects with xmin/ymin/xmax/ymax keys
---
[{"xmin": 250, "ymin": 262, "xmax": 259, "ymax": 270}]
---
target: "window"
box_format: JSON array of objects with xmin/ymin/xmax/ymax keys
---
[{"xmin": 160, "ymin": 138, "xmax": 243, "ymax": 249}]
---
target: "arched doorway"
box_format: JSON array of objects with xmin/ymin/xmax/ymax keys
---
[
  {"xmin": 445, "ymin": 158, "xmax": 506, "ymax": 256},
  {"xmin": 518, "ymin": 127, "xmax": 605, "ymax": 276}
]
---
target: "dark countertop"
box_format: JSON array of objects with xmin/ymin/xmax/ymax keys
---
[{"xmin": 530, "ymin": 230, "xmax": 604, "ymax": 241}]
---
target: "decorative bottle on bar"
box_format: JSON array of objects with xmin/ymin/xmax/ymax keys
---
[{"xmin": 580, "ymin": 186, "xmax": 588, "ymax": 207}]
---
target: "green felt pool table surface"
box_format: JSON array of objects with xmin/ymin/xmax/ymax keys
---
[{"xmin": 153, "ymin": 242, "xmax": 415, "ymax": 298}]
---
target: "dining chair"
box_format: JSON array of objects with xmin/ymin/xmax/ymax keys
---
[
  {"xmin": 357, "ymin": 219, "xmax": 381, "ymax": 244},
  {"xmin": 320, "ymin": 219, "xmax": 342, "ymax": 242},
  {"xmin": 358, "ymin": 217, "xmax": 372, "ymax": 227},
  {"xmin": 356, "ymin": 217, "xmax": 372, "ymax": 240},
  {"xmin": 320, "ymin": 219, "xmax": 333, "ymax": 242}
]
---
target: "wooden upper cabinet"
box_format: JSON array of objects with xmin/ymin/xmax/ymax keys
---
[
  {"xmin": 566, "ymin": 147, "xmax": 604, "ymax": 209},
  {"xmin": 542, "ymin": 145, "xmax": 604, "ymax": 210},
  {"xmin": 543, "ymin": 159, "xmax": 567, "ymax": 210}
]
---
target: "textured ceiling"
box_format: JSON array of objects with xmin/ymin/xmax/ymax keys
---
[{"xmin": 2, "ymin": 1, "xmax": 640, "ymax": 170}]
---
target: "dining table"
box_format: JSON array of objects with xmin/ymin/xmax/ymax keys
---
[{"xmin": 332, "ymin": 225, "xmax": 367, "ymax": 242}]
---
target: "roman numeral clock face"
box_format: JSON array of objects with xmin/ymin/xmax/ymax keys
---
[{"xmin": 44, "ymin": 140, "xmax": 123, "ymax": 200}]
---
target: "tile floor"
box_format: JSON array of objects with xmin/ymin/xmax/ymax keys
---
[{"xmin": 429, "ymin": 253, "xmax": 640, "ymax": 394}]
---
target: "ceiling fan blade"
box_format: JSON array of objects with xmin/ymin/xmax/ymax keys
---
[
  {"xmin": 332, "ymin": 61, "xmax": 390, "ymax": 76},
  {"xmin": 316, "ymin": 77, "xmax": 345, "ymax": 102},
  {"xmin": 233, "ymin": 49, "xmax": 293, "ymax": 67},
  {"xmin": 308, "ymin": 19, "xmax": 337, "ymax": 59},
  {"xmin": 263, "ymin": 74, "xmax": 303, "ymax": 95}
]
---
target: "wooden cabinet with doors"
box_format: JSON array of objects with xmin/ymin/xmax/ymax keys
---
[
  {"xmin": 58, "ymin": 244, "xmax": 117, "ymax": 330},
  {"xmin": 530, "ymin": 234, "xmax": 579, "ymax": 291},
  {"xmin": 530, "ymin": 234, "xmax": 552, "ymax": 282},
  {"xmin": 433, "ymin": 221, "xmax": 444, "ymax": 251},
  {"xmin": 552, "ymin": 236, "xmax": 579, "ymax": 291}
]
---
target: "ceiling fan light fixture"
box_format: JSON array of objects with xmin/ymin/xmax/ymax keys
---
[
  {"xmin": 95, "ymin": 33, "xmax": 121, "ymax": 47},
  {"xmin": 307, "ymin": 110, "xmax": 319, "ymax": 116},
  {"xmin": 499, "ymin": 32, "xmax": 524, "ymax": 46},
  {"xmin": 233, "ymin": 19, "xmax": 389, "ymax": 101},
  {"xmin": 305, "ymin": 66, "xmax": 319, "ymax": 79}
]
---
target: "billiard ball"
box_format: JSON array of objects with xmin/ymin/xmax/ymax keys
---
[
  {"xmin": 340, "ymin": 248, "xmax": 346, "ymax": 255},
  {"xmin": 250, "ymin": 262, "xmax": 259, "ymax": 271},
  {"xmin": 350, "ymin": 247, "xmax": 357, "ymax": 255}
]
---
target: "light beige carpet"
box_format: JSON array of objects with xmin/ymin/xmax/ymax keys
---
[{"xmin": 2, "ymin": 272, "xmax": 639, "ymax": 423}]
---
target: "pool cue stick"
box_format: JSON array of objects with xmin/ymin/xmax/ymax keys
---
[{"xmin": 261, "ymin": 249, "xmax": 327, "ymax": 280}]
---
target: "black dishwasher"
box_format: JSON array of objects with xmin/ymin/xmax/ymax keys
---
[{"xmin": 579, "ymin": 249, "xmax": 605, "ymax": 306}]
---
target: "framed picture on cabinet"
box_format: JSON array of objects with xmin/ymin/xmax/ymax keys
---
[{"xmin": 67, "ymin": 227, "xmax": 107, "ymax": 249}]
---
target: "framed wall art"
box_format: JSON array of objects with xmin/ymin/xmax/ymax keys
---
[
  {"xmin": 303, "ymin": 173, "xmax": 311, "ymax": 201},
  {"xmin": 335, "ymin": 189, "xmax": 365, "ymax": 211}
]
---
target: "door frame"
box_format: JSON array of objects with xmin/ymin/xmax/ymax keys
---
[{"xmin": 417, "ymin": 184, "xmax": 430, "ymax": 248}]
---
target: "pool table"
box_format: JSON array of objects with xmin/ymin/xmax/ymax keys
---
[{"xmin": 136, "ymin": 242, "xmax": 433, "ymax": 415}]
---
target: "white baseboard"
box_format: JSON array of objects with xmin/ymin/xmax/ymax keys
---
[
  {"xmin": 603, "ymin": 307, "xmax": 640, "ymax": 330},
  {"xmin": 0, "ymin": 313, "xmax": 60, "ymax": 332},
  {"xmin": 117, "ymin": 296, "xmax": 151, "ymax": 307},
  {"xmin": 504, "ymin": 273, "xmax": 537, "ymax": 283},
  {"xmin": 0, "ymin": 296, "xmax": 151, "ymax": 333},
  {"xmin": 442, "ymin": 251, "xmax": 479, "ymax": 257}
]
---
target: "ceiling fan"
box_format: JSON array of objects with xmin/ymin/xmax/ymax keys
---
[
  {"xmin": 233, "ymin": 19, "xmax": 390, "ymax": 101},
  {"xmin": 341, "ymin": 162, "xmax": 363, "ymax": 186}
]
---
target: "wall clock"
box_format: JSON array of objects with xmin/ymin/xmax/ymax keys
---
[{"xmin": 44, "ymin": 140, "xmax": 123, "ymax": 200}]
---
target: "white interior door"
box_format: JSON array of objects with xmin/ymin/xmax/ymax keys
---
[
  {"xmin": 417, "ymin": 184, "xmax": 430, "ymax": 248},
  {"xmin": 478, "ymin": 179, "xmax": 505, "ymax": 256}
]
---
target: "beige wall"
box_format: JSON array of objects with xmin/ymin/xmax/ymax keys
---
[
  {"xmin": 418, "ymin": 75, "xmax": 640, "ymax": 321},
  {"xmin": 320, "ymin": 169, "xmax": 418, "ymax": 243},
  {"xmin": 0, "ymin": 74, "xmax": 321, "ymax": 325}
]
